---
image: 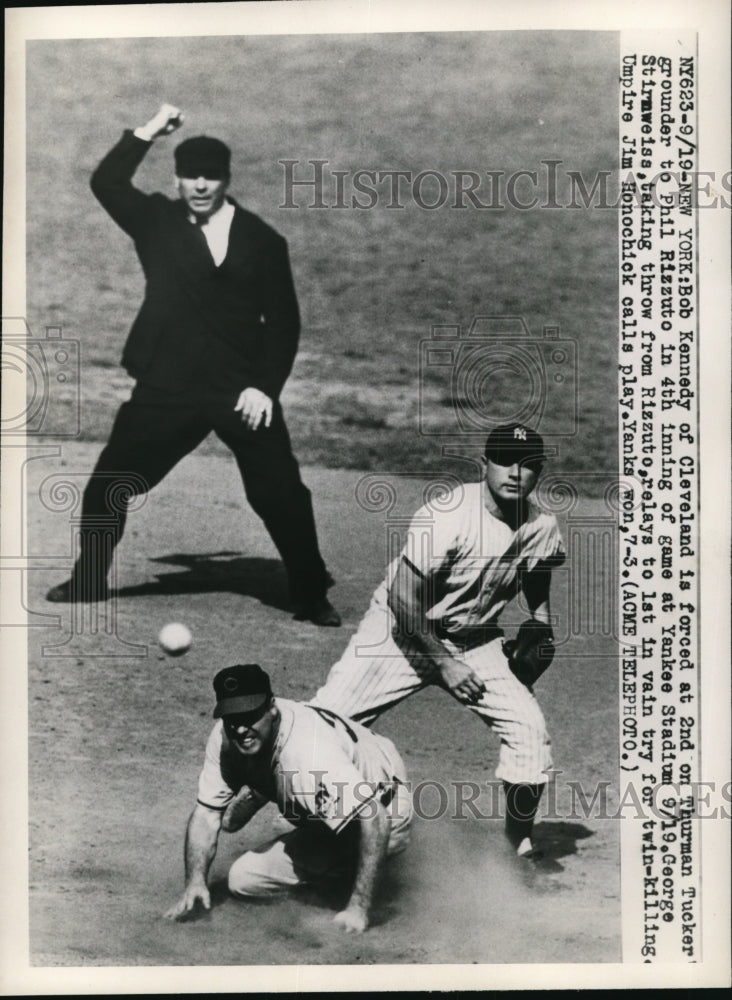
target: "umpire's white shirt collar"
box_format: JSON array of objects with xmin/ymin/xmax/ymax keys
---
[{"xmin": 189, "ymin": 199, "xmax": 235, "ymax": 266}]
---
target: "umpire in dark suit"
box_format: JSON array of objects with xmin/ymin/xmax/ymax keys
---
[{"xmin": 47, "ymin": 104, "xmax": 340, "ymax": 627}]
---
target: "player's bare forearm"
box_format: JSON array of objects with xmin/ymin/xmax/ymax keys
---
[
  {"xmin": 184, "ymin": 803, "xmax": 221, "ymax": 882},
  {"xmin": 164, "ymin": 803, "xmax": 222, "ymax": 920},
  {"xmin": 387, "ymin": 558, "xmax": 485, "ymax": 701},
  {"xmin": 334, "ymin": 801, "xmax": 391, "ymax": 933},
  {"xmin": 387, "ymin": 557, "xmax": 447, "ymax": 662}
]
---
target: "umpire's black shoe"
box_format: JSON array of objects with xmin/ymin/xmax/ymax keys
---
[
  {"xmin": 45, "ymin": 577, "xmax": 110, "ymax": 603},
  {"xmin": 293, "ymin": 597, "xmax": 341, "ymax": 627}
]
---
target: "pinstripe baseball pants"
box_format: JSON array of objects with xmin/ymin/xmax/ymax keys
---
[{"xmin": 311, "ymin": 587, "xmax": 552, "ymax": 786}]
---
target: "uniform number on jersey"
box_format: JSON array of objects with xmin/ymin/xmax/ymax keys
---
[
  {"xmin": 314, "ymin": 780, "xmax": 340, "ymax": 820},
  {"xmin": 308, "ymin": 705, "xmax": 359, "ymax": 743}
]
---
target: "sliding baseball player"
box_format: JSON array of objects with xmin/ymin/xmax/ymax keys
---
[{"xmin": 165, "ymin": 663, "xmax": 411, "ymax": 933}]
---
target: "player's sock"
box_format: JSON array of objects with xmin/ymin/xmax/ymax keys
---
[
  {"xmin": 503, "ymin": 781, "xmax": 544, "ymax": 852},
  {"xmin": 515, "ymin": 836, "xmax": 534, "ymax": 857}
]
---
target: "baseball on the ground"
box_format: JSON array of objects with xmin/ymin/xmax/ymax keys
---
[{"xmin": 158, "ymin": 622, "xmax": 193, "ymax": 656}]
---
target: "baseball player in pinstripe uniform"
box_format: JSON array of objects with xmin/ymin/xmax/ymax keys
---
[
  {"xmin": 165, "ymin": 664, "xmax": 411, "ymax": 933},
  {"xmin": 312, "ymin": 423, "xmax": 565, "ymax": 863}
]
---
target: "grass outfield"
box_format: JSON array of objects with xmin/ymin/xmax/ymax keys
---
[{"xmin": 26, "ymin": 31, "xmax": 618, "ymax": 486}]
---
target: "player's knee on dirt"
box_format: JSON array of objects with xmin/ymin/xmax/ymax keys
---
[
  {"xmin": 228, "ymin": 853, "xmax": 289, "ymax": 898},
  {"xmin": 229, "ymin": 834, "xmax": 302, "ymax": 899}
]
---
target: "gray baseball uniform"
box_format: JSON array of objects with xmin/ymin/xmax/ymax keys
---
[{"xmin": 197, "ymin": 698, "xmax": 412, "ymax": 895}]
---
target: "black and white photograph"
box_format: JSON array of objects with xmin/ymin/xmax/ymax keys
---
[{"xmin": 2, "ymin": 0, "xmax": 729, "ymax": 992}]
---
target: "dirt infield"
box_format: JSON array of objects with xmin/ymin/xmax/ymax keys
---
[{"xmin": 27, "ymin": 445, "xmax": 620, "ymax": 966}]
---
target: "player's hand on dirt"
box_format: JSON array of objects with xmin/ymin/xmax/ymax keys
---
[
  {"xmin": 163, "ymin": 882, "xmax": 210, "ymax": 921},
  {"xmin": 438, "ymin": 658, "xmax": 486, "ymax": 703},
  {"xmin": 235, "ymin": 387, "xmax": 273, "ymax": 430},
  {"xmin": 135, "ymin": 104, "xmax": 184, "ymax": 142},
  {"xmin": 333, "ymin": 906, "xmax": 368, "ymax": 934}
]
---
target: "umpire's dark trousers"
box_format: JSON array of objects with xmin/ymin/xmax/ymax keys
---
[{"xmin": 76, "ymin": 383, "xmax": 329, "ymax": 604}]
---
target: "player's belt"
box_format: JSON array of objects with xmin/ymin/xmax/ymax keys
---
[{"xmin": 436, "ymin": 623, "xmax": 502, "ymax": 652}]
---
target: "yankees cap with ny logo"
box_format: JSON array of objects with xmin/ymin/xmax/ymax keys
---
[{"xmin": 483, "ymin": 423, "xmax": 547, "ymax": 465}]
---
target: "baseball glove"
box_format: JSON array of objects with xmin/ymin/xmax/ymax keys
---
[
  {"xmin": 221, "ymin": 785, "xmax": 267, "ymax": 832},
  {"xmin": 503, "ymin": 618, "xmax": 555, "ymax": 688}
]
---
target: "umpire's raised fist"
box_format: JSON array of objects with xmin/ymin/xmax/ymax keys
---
[{"xmin": 139, "ymin": 104, "xmax": 184, "ymax": 141}]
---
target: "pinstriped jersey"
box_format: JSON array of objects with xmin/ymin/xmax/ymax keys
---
[
  {"xmin": 383, "ymin": 482, "xmax": 565, "ymax": 641},
  {"xmin": 197, "ymin": 698, "xmax": 407, "ymax": 834}
]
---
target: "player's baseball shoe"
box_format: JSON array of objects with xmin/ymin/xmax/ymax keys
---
[
  {"xmin": 519, "ymin": 847, "xmax": 564, "ymax": 873},
  {"xmin": 510, "ymin": 835, "xmax": 564, "ymax": 875},
  {"xmin": 45, "ymin": 576, "xmax": 110, "ymax": 603},
  {"xmin": 293, "ymin": 597, "xmax": 341, "ymax": 627}
]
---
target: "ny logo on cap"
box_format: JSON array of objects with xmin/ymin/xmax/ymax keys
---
[{"xmin": 514, "ymin": 427, "xmax": 527, "ymax": 440}]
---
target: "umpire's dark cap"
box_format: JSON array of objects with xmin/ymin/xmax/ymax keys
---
[
  {"xmin": 213, "ymin": 664, "xmax": 272, "ymax": 718},
  {"xmin": 484, "ymin": 423, "xmax": 547, "ymax": 465},
  {"xmin": 175, "ymin": 136, "xmax": 231, "ymax": 179}
]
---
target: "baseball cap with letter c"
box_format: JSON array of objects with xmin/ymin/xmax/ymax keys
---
[{"xmin": 212, "ymin": 663, "xmax": 272, "ymax": 719}]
